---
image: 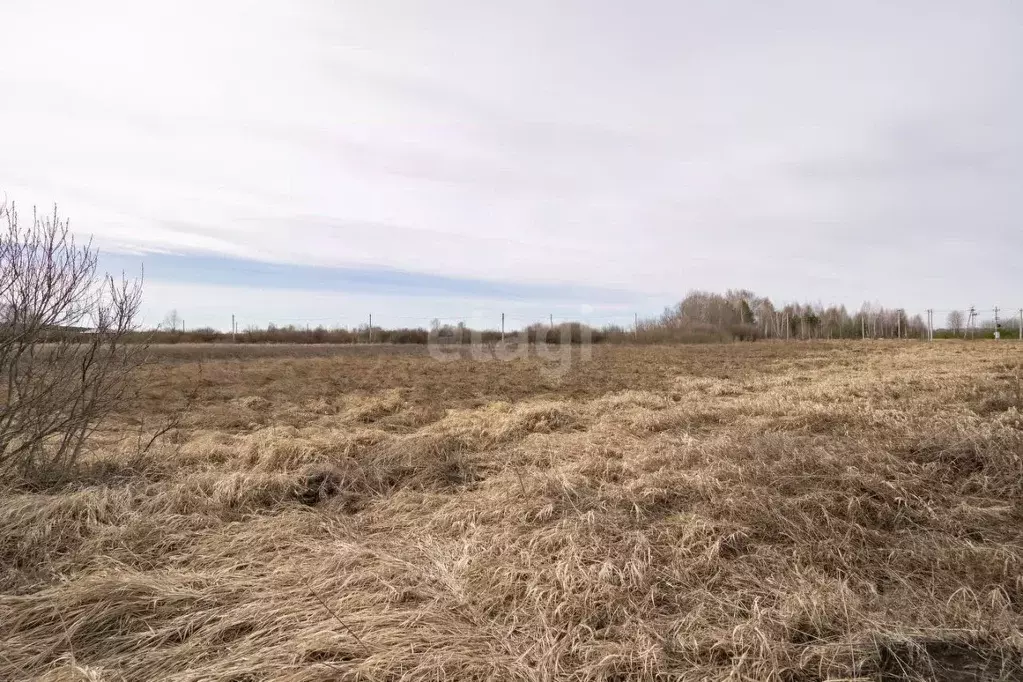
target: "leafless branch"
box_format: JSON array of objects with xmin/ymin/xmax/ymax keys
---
[{"xmin": 0, "ymin": 202, "xmax": 148, "ymax": 481}]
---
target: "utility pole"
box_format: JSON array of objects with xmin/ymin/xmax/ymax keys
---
[
  {"xmin": 969, "ymin": 306, "xmax": 976, "ymax": 339},
  {"xmin": 549, "ymin": 313, "xmax": 554, "ymax": 330},
  {"xmin": 861, "ymin": 315, "xmax": 865, "ymax": 340},
  {"xmin": 231, "ymin": 314, "xmax": 236, "ymax": 342},
  {"xmin": 182, "ymin": 320, "xmax": 185, "ymax": 333},
  {"xmin": 634, "ymin": 312, "xmax": 639, "ymax": 341},
  {"xmin": 368, "ymin": 314, "xmax": 372, "ymax": 343},
  {"xmin": 897, "ymin": 311, "xmax": 901, "ymax": 339},
  {"xmin": 994, "ymin": 306, "xmax": 1000, "ymax": 339},
  {"xmin": 927, "ymin": 309, "xmax": 933, "ymax": 341},
  {"xmin": 501, "ymin": 312, "xmax": 505, "ymax": 342}
]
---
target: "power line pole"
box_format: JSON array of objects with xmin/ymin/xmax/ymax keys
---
[
  {"xmin": 501, "ymin": 312, "xmax": 505, "ymax": 342},
  {"xmin": 368, "ymin": 314, "xmax": 372, "ymax": 343},
  {"xmin": 927, "ymin": 309, "xmax": 933, "ymax": 341},
  {"xmin": 231, "ymin": 314, "xmax": 236, "ymax": 342},
  {"xmin": 968, "ymin": 306, "xmax": 976, "ymax": 339},
  {"xmin": 897, "ymin": 310, "xmax": 901, "ymax": 339},
  {"xmin": 549, "ymin": 313, "xmax": 553, "ymax": 330},
  {"xmin": 634, "ymin": 312, "xmax": 639, "ymax": 341},
  {"xmin": 994, "ymin": 306, "xmax": 1000, "ymax": 339}
]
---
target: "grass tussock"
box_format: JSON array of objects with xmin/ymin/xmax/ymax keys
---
[{"xmin": 3, "ymin": 341, "xmax": 1023, "ymax": 680}]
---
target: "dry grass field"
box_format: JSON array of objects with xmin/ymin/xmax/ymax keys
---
[{"xmin": 2, "ymin": 341, "xmax": 1023, "ymax": 681}]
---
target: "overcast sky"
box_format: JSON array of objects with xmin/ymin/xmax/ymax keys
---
[{"xmin": 2, "ymin": 1, "xmax": 1020, "ymax": 329}]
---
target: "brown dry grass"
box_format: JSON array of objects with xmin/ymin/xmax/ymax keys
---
[{"xmin": 2, "ymin": 341, "xmax": 1023, "ymax": 681}]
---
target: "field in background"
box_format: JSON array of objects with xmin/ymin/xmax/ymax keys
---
[
  {"xmin": 137, "ymin": 342, "xmax": 433, "ymax": 363},
  {"xmin": 2, "ymin": 341, "xmax": 1023, "ymax": 681}
]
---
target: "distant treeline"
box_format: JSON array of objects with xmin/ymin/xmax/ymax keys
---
[
  {"xmin": 132, "ymin": 321, "xmax": 606, "ymax": 345},
  {"xmin": 629, "ymin": 289, "xmax": 927, "ymax": 343},
  {"xmin": 122, "ymin": 289, "xmax": 995, "ymax": 345}
]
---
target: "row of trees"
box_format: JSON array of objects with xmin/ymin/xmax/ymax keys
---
[
  {"xmin": 152, "ymin": 301, "xmax": 1021, "ymax": 345},
  {"xmin": 142, "ymin": 319, "xmax": 608, "ymax": 345},
  {"xmin": 624, "ymin": 290, "xmax": 926, "ymax": 343},
  {"xmin": 147, "ymin": 291, "xmax": 933, "ymax": 346}
]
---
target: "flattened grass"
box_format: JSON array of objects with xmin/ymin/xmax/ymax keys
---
[{"xmin": 3, "ymin": 341, "xmax": 1023, "ymax": 680}]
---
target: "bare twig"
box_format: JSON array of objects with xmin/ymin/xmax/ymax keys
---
[
  {"xmin": 137, "ymin": 361, "xmax": 202, "ymax": 457},
  {"xmin": 307, "ymin": 585, "xmax": 372, "ymax": 656}
]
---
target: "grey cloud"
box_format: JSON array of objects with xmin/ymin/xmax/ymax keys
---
[{"xmin": 2, "ymin": 0, "xmax": 1022, "ymax": 320}]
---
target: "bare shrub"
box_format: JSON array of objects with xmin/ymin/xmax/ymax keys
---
[{"xmin": 0, "ymin": 202, "xmax": 145, "ymax": 481}]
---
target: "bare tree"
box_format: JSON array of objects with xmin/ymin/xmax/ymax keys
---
[
  {"xmin": 946, "ymin": 310, "xmax": 964, "ymax": 337},
  {"xmin": 0, "ymin": 202, "xmax": 146, "ymax": 480},
  {"xmin": 163, "ymin": 309, "xmax": 180, "ymax": 331}
]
